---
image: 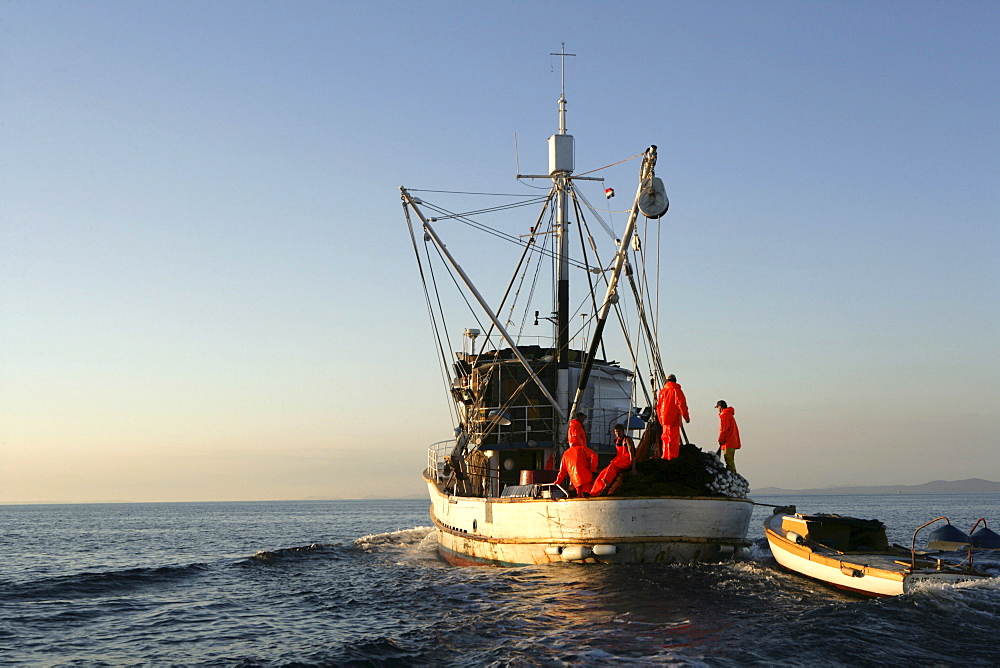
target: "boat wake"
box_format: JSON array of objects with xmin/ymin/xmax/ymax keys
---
[
  {"xmin": 353, "ymin": 526, "xmax": 440, "ymax": 564},
  {"xmin": 244, "ymin": 542, "xmax": 348, "ymax": 565},
  {"xmin": 904, "ymin": 571, "xmax": 1000, "ymax": 598}
]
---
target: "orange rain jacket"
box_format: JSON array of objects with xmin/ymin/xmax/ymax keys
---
[
  {"xmin": 656, "ymin": 380, "xmax": 690, "ymax": 427},
  {"xmin": 555, "ymin": 444, "xmax": 599, "ymax": 491},
  {"xmin": 718, "ymin": 406, "xmax": 741, "ymax": 450}
]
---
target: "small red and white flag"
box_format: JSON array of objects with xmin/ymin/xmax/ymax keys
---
[{"xmin": 604, "ymin": 187, "xmax": 615, "ymax": 199}]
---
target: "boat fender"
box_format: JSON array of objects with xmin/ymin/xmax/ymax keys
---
[
  {"xmin": 787, "ymin": 531, "xmax": 804, "ymax": 545},
  {"xmin": 544, "ymin": 546, "xmax": 563, "ymax": 556},
  {"xmin": 715, "ymin": 544, "xmax": 735, "ymax": 556},
  {"xmin": 840, "ymin": 566, "xmax": 864, "ymax": 578},
  {"xmin": 560, "ymin": 545, "xmax": 593, "ymax": 561},
  {"xmin": 591, "ymin": 544, "xmax": 618, "ymax": 557}
]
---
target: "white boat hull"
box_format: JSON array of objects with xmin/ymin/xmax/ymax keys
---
[{"xmin": 426, "ymin": 476, "xmax": 753, "ymax": 566}]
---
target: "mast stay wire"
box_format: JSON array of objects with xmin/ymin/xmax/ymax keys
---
[
  {"xmin": 573, "ymin": 173, "xmax": 652, "ymax": 409},
  {"xmin": 420, "ymin": 197, "xmax": 549, "ymax": 221},
  {"xmin": 570, "ymin": 190, "xmax": 608, "ymax": 362},
  {"xmin": 653, "ymin": 211, "xmax": 663, "ymax": 384},
  {"xmin": 426, "ymin": 240, "xmax": 491, "ymax": 352},
  {"xmin": 573, "ymin": 186, "xmax": 619, "ymax": 241},
  {"xmin": 408, "ymin": 188, "xmax": 545, "ymax": 198},
  {"xmin": 572, "ymin": 179, "xmax": 664, "ymax": 410},
  {"xmin": 573, "ymin": 150, "xmax": 645, "ymax": 178},
  {"xmin": 623, "ymin": 237, "xmax": 664, "ymax": 401},
  {"xmin": 570, "ymin": 183, "xmax": 655, "ymax": 398},
  {"xmin": 403, "ymin": 202, "xmax": 461, "ymax": 427},
  {"xmin": 475, "ymin": 191, "xmax": 555, "ymax": 359},
  {"xmin": 516, "ymin": 207, "xmax": 555, "ymax": 342},
  {"xmin": 417, "ymin": 197, "xmax": 591, "ymax": 272}
]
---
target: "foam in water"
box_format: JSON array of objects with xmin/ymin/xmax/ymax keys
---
[{"xmin": 353, "ymin": 526, "xmax": 435, "ymax": 550}]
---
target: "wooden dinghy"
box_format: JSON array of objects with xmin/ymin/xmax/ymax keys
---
[{"xmin": 764, "ymin": 510, "xmax": 991, "ymax": 596}]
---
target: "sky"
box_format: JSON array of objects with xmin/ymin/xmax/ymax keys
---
[{"xmin": 2, "ymin": 1, "xmax": 998, "ymax": 503}]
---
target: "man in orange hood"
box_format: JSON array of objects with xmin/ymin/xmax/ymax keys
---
[
  {"xmin": 716, "ymin": 400, "xmax": 741, "ymax": 473},
  {"xmin": 656, "ymin": 374, "xmax": 689, "ymax": 460},
  {"xmin": 555, "ymin": 413, "xmax": 599, "ymax": 496}
]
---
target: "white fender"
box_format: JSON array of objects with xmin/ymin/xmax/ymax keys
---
[{"xmin": 560, "ymin": 545, "xmax": 593, "ymax": 561}]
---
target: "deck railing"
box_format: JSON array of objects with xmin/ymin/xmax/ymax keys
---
[{"xmin": 426, "ymin": 440, "xmax": 453, "ymax": 480}]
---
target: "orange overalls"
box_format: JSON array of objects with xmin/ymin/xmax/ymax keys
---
[
  {"xmin": 591, "ymin": 435, "xmax": 634, "ymax": 496},
  {"xmin": 656, "ymin": 380, "xmax": 689, "ymax": 460}
]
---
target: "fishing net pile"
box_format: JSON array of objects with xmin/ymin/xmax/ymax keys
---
[{"xmin": 613, "ymin": 442, "xmax": 749, "ymax": 498}]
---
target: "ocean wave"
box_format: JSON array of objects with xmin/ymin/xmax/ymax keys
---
[
  {"xmin": 242, "ymin": 542, "xmax": 347, "ymax": 565},
  {"xmin": 0, "ymin": 563, "xmax": 210, "ymax": 602}
]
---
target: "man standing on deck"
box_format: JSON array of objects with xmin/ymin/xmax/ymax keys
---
[
  {"xmin": 656, "ymin": 374, "xmax": 689, "ymax": 460},
  {"xmin": 554, "ymin": 413, "xmax": 598, "ymax": 496},
  {"xmin": 716, "ymin": 400, "xmax": 741, "ymax": 473}
]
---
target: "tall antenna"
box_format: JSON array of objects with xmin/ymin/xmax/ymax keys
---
[{"xmin": 550, "ymin": 42, "xmax": 576, "ymax": 135}]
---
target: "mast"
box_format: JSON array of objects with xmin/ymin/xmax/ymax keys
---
[
  {"xmin": 550, "ymin": 44, "xmax": 576, "ymax": 436},
  {"xmin": 515, "ymin": 46, "xmax": 601, "ymax": 444}
]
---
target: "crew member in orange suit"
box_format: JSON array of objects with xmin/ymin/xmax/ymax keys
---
[
  {"xmin": 716, "ymin": 400, "xmax": 741, "ymax": 473},
  {"xmin": 554, "ymin": 413, "xmax": 598, "ymax": 496},
  {"xmin": 656, "ymin": 374, "xmax": 689, "ymax": 460},
  {"xmin": 591, "ymin": 424, "xmax": 636, "ymax": 495}
]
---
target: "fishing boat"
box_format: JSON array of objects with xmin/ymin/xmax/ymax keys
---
[
  {"xmin": 399, "ymin": 49, "xmax": 753, "ymax": 566},
  {"xmin": 764, "ymin": 508, "xmax": 993, "ymax": 596}
]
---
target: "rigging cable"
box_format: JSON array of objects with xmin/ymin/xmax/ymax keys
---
[
  {"xmin": 570, "ymin": 190, "xmax": 608, "ymax": 361},
  {"xmin": 576, "ymin": 179, "xmax": 661, "ymax": 409},
  {"xmin": 573, "ymin": 187, "xmax": 619, "ymax": 241},
  {"xmin": 408, "ymin": 189, "xmax": 545, "ymax": 197},
  {"xmin": 427, "ymin": 240, "xmax": 490, "ymax": 345},
  {"xmin": 417, "ymin": 199, "xmax": 591, "ymax": 272},
  {"xmin": 516, "ymin": 207, "xmax": 554, "ymax": 342},
  {"xmin": 476, "ymin": 196, "xmax": 553, "ymax": 364},
  {"xmin": 573, "ymin": 151, "xmax": 645, "ymax": 178},
  {"xmin": 422, "ymin": 197, "xmax": 549, "ymax": 220},
  {"xmin": 402, "ymin": 200, "xmax": 460, "ymax": 427},
  {"xmin": 477, "ymin": 190, "xmax": 556, "ymax": 355},
  {"xmin": 573, "ymin": 184, "xmax": 656, "ymax": 406},
  {"xmin": 654, "ymin": 209, "xmax": 664, "ymax": 384},
  {"xmin": 635, "ymin": 219, "xmax": 660, "ymax": 379}
]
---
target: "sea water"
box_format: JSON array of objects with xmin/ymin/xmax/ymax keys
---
[{"xmin": 3, "ymin": 495, "xmax": 999, "ymax": 665}]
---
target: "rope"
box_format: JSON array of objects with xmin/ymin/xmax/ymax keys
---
[
  {"xmin": 574, "ymin": 151, "xmax": 645, "ymax": 177},
  {"xmin": 571, "ymin": 193, "xmax": 607, "ymax": 361},
  {"xmin": 419, "ymin": 198, "xmax": 591, "ymax": 272},
  {"xmin": 753, "ymin": 502, "xmax": 798, "ymax": 511},
  {"xmin": 403, "ymin": 201, "xmax": 460, "ymax": 427},
  {"xmin": 424, "ymin": 197, "xmax": 548, "ymax": 220},
  {"xmin": 408, "ymin": 189, "xmax": 544, "ymax": 197}
]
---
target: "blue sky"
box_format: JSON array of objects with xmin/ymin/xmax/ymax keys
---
[{"xmin": 2, "ymin": 1, "xmax": 997, "ymax": 503}]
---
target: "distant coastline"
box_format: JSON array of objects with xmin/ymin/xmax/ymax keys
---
[{"xmin": 751, "ymin": 478, "xmax": 1000, "ymax": 495}]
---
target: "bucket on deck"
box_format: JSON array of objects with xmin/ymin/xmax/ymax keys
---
[{"xmin": 520, "ymin": 470, "xmax": 558, "ymax": 485}]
